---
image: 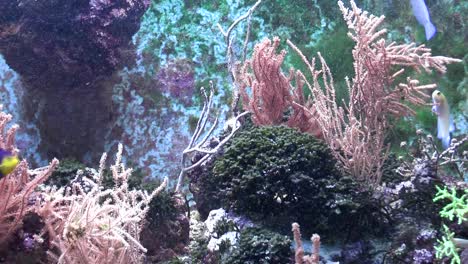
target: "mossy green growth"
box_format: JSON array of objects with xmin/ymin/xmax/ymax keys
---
[
  {"xmin": 145, "ymin": 188, "xmax": 178, "ymax": 230},
  {"xmin": 188, "ymin": 229, "xmax": 210, "ymax": 264},
  {"xmin": 386, "ymin": 107, "xmax": 437, "ymax": 155},
  {"xmin": 195, "ymin": 125, "xmax": 387, "ymax": 239},
  {"xmin": 46, "ymin": 158, "xmax": 87, "ymax": 187},
  {"xmin": 253, "ymin": 0, "xmax": 335, "ymax": 44},
  {"xmin": 307, "ymin": 23, "xmax": 354, "ymax": 83},
  {"xmin": 188, "ymin": 114, "xmax": 200, "ymax": 133},
  {"xmin": 45, "ymin": 157, "xmax": 163, "ymax": 193},
  {"xmin": 222, "ymin": 227, "xmax": 292, "ymax": 264},
  {"xmin": 213, "ymin": 126, "xmax": 340, "ymax": 227},
  {"xmin": 380, "ymin": 153, "xmax": 404, "ymax": 185},
  {"xmin": 99, "ymin": 164, "xmax": 159, "ymax": 191},
  {"xmin": 285, "ymin": 22, "xmax": 354, "ymax": 106}
]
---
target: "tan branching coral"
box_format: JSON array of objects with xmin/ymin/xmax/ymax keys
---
[
  {"xmin": 239, "ymin": 37, "xmax": 321, "ymax": 137},
  {"xmin": 0, "ymin": 106, "xmax": 58, "ymax": 245},
  {"xmin": 35, "ymin": 144, "xmax": 168, "ymax": 264},
  {"xmin": 292, "ymin": 223, "xmax": 320, "ymax": 264},
  {"xmin": 337, "ymin": 0, "xmax": 459, "ymax": 119},
  {"xmin": 287, "ymin": 0, "xmax": 461, "ymax": 184}
]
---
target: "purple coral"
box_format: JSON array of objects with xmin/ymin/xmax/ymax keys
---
[
  {"xmin": 22, "ymin": 233, "xmax": 36, "ymax": 251},
  {"xmin": 156, "ymin": 59, "xmax": 196, "ymax": 106},
  {"xmin": 413, "ymin": 249, "xmax": 434, "ymax": 264},
  {"xmin": 416, "ymin": 230, "xmax": 435, "ymax": 243}
]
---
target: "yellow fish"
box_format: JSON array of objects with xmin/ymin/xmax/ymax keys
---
[
  {"xmin": 0, "ymin": 149, "xmax": 19, "ymax": 178},
  {"xmin": 432, "ymin": 90, "xmax": 454, "ymax": 149}
]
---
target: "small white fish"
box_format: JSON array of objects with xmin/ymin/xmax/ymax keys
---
[
  {"xmin": 410, "ymin": 0, "xmax": 437, "ymax": 40},
  {"xmin": 432, "ymin": 90, "xmax": 454, "ymax": 148}
]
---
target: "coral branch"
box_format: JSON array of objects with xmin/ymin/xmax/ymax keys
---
[
  {"xmin": 175, "ymin": 83, "xmax": 248, "ymax": 192},
  {"xmin": 286, "ymin": 0, "xmax": 460, "ymax": 184},
  {"xmin": 35, "ymin": 145, "xmax": 167, "ymax": 263},
  {"xmin": 239, "ymin": 37, "xmax": 321, "ymax": 136},
  {"xmin": 292, "ymin": 223, "xmax": 320, "ymax": 264},
  {"xmin": 0, "ymin": 106, "xmax": 58, "ymax": 245}
]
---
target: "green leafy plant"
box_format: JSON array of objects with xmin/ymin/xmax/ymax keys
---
[
  {"xmin": 433, "ymin": 186, "xmax": 468, "ymax": 225},
  {"xmin": 435, "ymin": 225, "xmax": 462, "ymax": 264},
  {"xmin": 433, "ymin": 186, "xmax": 468, "ymax": 264},
  {"xmin": 45, "ymin": 158, "xmax": 86, "ymax": 187},
  {"xmin": 145, "ymin": 189, "xmax": 178, "ymax": 230}
]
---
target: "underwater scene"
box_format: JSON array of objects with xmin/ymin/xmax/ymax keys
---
[{"xmin": 0, "ymin": 0, "xmax": 467, "ymax": 263}]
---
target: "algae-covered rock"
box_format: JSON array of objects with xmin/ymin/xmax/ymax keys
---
[
  {"xmin": 222, "ymin": 227, "xmax": 293, "ymax": 264},
  {"xmin": 142, "ymin": 192, "xmax": 190, "ymax": 263},
  {"xmin": 191, "ymin": 125, "xmax": 389, "ymax": 239}
]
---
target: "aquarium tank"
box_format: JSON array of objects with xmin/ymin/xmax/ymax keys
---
[{"xmin": 0, "ymin": 0, "xmax": 466, "ymax": 263}]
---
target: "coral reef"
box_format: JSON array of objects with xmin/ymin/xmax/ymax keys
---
[
  {"xmin": 0, "ymin": 0, "xmax": 149, "ymax": 81},
  {"xmin": 433, "ymin": 186, "xmax": 468, "ymax": 264},
  {"xmin": 0, "ymin": 0, "xmax": 465, "ymax": 263},
  {"xmin": 45, "ymin": 158, "xmax": 87, "ymax": 188},
  {"xmin": 156, "ymin": 59, "xmax": 197, "ymax": 106},
  {"xmin": 0, "ymin": 56, "xmax": 43, "ymax": 165},
  {"xmin": 0, "ymin": 105, "xmax": 187, "ymax": 264}
]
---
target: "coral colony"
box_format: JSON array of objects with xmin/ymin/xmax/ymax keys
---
[{"xmin": 0, "ymin": 1, "xmax": 466, "ymax": 264}]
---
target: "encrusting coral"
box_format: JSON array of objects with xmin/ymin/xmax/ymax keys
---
[
  {"xmin": 0, "ymin": 106, "xmax": 58, "ymax": 245},
  {"xmin": 34, "ymin": 144, "xmax": 168, "ymax": 263}
]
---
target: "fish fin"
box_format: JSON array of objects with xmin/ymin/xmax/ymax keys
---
[{"xmin": 424, "ymin": 22, "xmax": 437, "ymax": 40}]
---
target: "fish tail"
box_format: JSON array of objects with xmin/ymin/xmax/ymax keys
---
[
  {"xmin": 442, "ymin": 135, "xmax": 451, "ymax": 149},
  {"xmin": 424, "ymin": 22, "xmax": 437, "ymax": 40},
  {"xmin": 437, "ymin": 116, "xmax": 447, "ymax": 139},
  {"xmin": 437, "ymin": 115, "xmax": 451, "ymax": 148}
]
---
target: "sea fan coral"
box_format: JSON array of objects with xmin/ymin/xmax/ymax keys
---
[
  {"xmin": 288, "ymin": 0, "xmax": 461, "ymax": 184},
  {"xmin": 239, "ymin": 37, "xmax": 321, "ymax": 137}
]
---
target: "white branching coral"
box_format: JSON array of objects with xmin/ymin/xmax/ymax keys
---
[
  {"xmin": 35, "ymin": 143, "xmax": 168, "ymax": 264},
  {"xmin": 0, "ymin": 106, "xmax": 58, "ymax": 245}
]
